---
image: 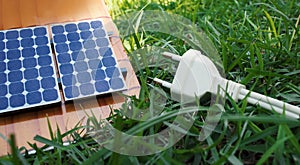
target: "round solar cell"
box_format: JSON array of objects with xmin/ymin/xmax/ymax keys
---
[
  {"xmin": 78, "ymin": 22, "xmax": 90, "ymax": 31},
  {"xmin": 69, "ymin": 42, "xmax": 82, "ymax": 51},
  {"xmin": 0, "ymin": 62, "xmax": 6, "ymax": 72},
  {"xmin": 102, "ymin": 57, "xmax": 116, "ymax": 67},
  {"xmin": 41, "ymin": 77, "xmax": 56, "ymax": 89},
  {"xmin": 105, "ymin": 67, "xmax": 120, "ymax": 78},
  {"xmin": 40, "ymin": 66, "xmax": 54, "ymax": 77},
  {"xmin": 6, "ymin": 31, "xmax": 19, "ymax": 39},
  {"xmin": 62, "ymin": 74, "xmax": 76, "ymax": 86},
  {"xmin": 79, "ymin": 83, "xmax": 94, "ymax": 95},
  {"xmin": 7, "ymin": 49, "xmax": 21, "ymax": 60},
  {"xmin": 93, "ymin": 69, "xmax": 106, "ymax": 81},
  {"xmin": 25, "ymin": 80, "xmax": 40, "ymax": 92},
  {"xmin": 35, "ymin": 36, "xmax": 49, "ymax": 45},
  {"xmin": 60, "ymin": 64, "xmax": 74, "ymax": 74},
  {"xmin": 0, "ymin": 32, "xmax": 4, "ymax": 40},
  {"xmin": 71, "ymin": 51, "xmax": 85, "ymax": 61},
  {"xmin": 109, "ymin": 78, "xmax": 124, "ymax": 90},
  {"xmin": 77, "ymin": 72, "xmax": 91, "ymax": 83},
  {"xmin": 21, "ymin": 38, "xmax": 34, "ymax": 48},
  {"xmin": 0, "ymin": 51, "xmax": 5, "ymax": 61},
  {"xmin": 85, "ymin": 49, "xmax": 99, "ymax": 59},
  {"xmin": 58, "ymin": 53, "xmax": 71, "ymax": 63},
  {"xmin": 93, "ymin": 29, "xmax": 106, "ymax": 38},
  {"xmin": 43, "ymin": 89, "xmax": 58, "ymax": 101},
  {"xmin": 27, "ymin": 92, "xmax": 42, "ymax": 104},
  {"xmin": 52, "ymin": 25, "xmax": 65, "ymax": 34},
  {"xmin": 24, "ymin": 68, "xmax": 39, "ymax": 79},
  {"xmin": 67, "ymin": 32, "xmax": 80, "ymax": 41},
  {"xmin": 23, "ymin": 58, "xmax": 37, "ymax": 68},
  {"xmin": 95, "ymin": 80, "xmax": 109, "ymax": 92},
  {"xmin": 0, "ymin": 97, "xmax": 8, "ymax": 110},
  {"xmin": 55, "ymin": 44, "xmax": 69, "ymax": 53},
  {"xmin": 64, "ymin": 86, "xmax": 80, "ymax": 98},
  {"xmin": 38, "ymin": 56, "xmax": 52, "ymax": 66},
  {"xmin": 36, "ymin": 46, "xmax": 50, "ymax": 55},
  {"xmin": 6, "ymin": 40, "xmax": 20, "ymax": 49},
  {"xmin": 83, "ymin": 40, "xmax": 96, "ymax": 49},
  {"xmin": 96, "ymin": 38, "xmax": 109, "ymax": 47},
  {"xmin": 8, "ymin": 60, "xmax": 22, "ymax": 71},
  {"xmin": 80, "ymin": 31, "xmax": 92, "ymax": 40},
  {"xmin": 0, "ymin": 85, "xmax": 7, "ymax": 96},
  {"xmin": 74, "ymin": 61, "xmax": 88, "ymax": 72},
  {"xmin": 65, "ymin": 23, "xmax": 78, "ymax": 32},
  {"xmin": 0, "ymin": 42, "xmax": 5, "ymax": 50},
  {"xmin": 0, "ymin": 73, "xmax": 7, "ymax": 84},
  {"xmin": 22, "ymin": 48, "xmax": 35, "ymax": 57},
  {"xmin": 8, "ymin": 71, "xmax": 23, "ymax": 82},
  {"xmin": 54, "ymin": 34, "xmax": 67, "ymax": 43},
  {"xmin": 9, "ymin": 82, "xmax": 24, "ymax": 94},
  {"xmin": 34, "ymin": 27, "xmax": 47, "ymax": 36},
  {"xmin": 91, "ymin": 21, "xmax": 103, "ymax": 29},
  {"xmin": 88, "ymin": 59, "xmax": 102, "ymax": 69},
  {"xmin": 99, "ymin": 47, "xmax": 112, "ymax": 57},
  {"xmin": 10, "ymin": 94, "xmax": 26, "ymax": 107},
  {"xmin": 20, "ymin": 29, "xmax": 33, "ymax": 38}
]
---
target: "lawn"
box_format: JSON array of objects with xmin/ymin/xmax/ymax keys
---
[{"xmin": 0, "ymin": 0, "xmax": 299, "ymax": 164}]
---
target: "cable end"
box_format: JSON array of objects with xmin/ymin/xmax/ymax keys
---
[
  {"xmin": 162, "ymin": 52, "xmax": 182, "ymax": 62},
  {"xmin": 154, "ymin": 78, "xmax": 172, "ymax": 89}
]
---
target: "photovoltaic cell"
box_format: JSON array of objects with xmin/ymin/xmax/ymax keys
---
[
  {"xmin": 0, "ymin": 26, "xmax": 61, "ymax": 113},
  {"xmin": 51, "ymin": 19, "xmax": 126, "ymax": 100}
]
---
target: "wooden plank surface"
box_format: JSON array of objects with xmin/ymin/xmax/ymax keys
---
[
  {"xmin": 2, "ymin": 0, "xmax": 22, "ymax": 29},
  {"xmin": 0, "ymin": 0, "xmax": 3, "ymax": 29},
  {"xmin": 0, "ymin": 0, "xmax": 140, "ymax": 156},
  {"xmin": 20, "ymin": 0, "xmax": 39, "ymax": 27}
]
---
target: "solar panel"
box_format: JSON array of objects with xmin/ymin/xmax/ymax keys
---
[
  {"xmin": 0, "ymin": 26, "xmax": 61, "ymax": 113},
  {"xmin": 51, "ymin": 20, "xmax": 126, "ymax": 101}
]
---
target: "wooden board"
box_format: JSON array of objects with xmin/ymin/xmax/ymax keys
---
[{"xmin": 0, "ymin": 0, "xmax": 140, "ymax": 156}]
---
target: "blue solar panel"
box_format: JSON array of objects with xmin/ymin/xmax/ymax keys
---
[
  {"xmin": 0, "ymin": 26, "xmax": 61, "ymax": 113},
  {"xmin": 51, "ymin": 19, "xmax": 126, "ymax": 100}
]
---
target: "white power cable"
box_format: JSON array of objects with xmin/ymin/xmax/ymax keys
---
[
  {"xmin": 238, "ymin": 88, "xmax": 300, "ymax": 118},
  {"xmin": 154, "ymin": 49, "xmax": 300, "ymax": 119}
]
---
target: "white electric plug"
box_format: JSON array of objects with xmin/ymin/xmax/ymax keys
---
[{"xmin": 154, "ymin": 49, "xmax": 300, "ymax": 119}]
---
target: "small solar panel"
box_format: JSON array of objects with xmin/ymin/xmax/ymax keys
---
[
  {"xmin": 0, "ymin": 26, "xmax": 61, "ymax": 113},
  {"xmin": 51, "ymin": 20, "xmax": 126, "ymax": 100}
]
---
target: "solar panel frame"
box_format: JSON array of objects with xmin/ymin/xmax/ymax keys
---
[
  {"xmin": 0, "ymin": 26, "xmax": 61, "ymax": 114},
  {"xmin": 51, "ymin": 19, "xmax": 127, "ymax": 101}
]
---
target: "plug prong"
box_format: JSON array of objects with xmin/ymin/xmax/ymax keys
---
[
  {"xmin": 162, "ymin": 52, "xmax": 182, "ymax": 62},
  {"xmin": 154, "ymin": 78, "xmax": 172, "ymax": 89}
]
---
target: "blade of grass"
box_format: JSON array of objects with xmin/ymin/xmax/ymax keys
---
[
  {"xmin": 282, "ymin": 124, "xmax": 300, "ymax": 155},
  {"xmin": 275, "ymin": 124, "xmax": 285, "ymax": 164},
  {"xmin": 289, "ymin": 15, "xmax": 300, "ymax": 51},
  {"xmin": 263, "ymin": 10, "xmax": 279, "ymax": 39},
  {"xmin": 257, "ymin": 136, "xmax": 291, "ymax": 165}
]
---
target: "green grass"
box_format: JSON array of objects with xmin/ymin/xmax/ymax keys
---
[{"xmin": 1, "ymin": 0, "xmax": 300, "ymax": 164}]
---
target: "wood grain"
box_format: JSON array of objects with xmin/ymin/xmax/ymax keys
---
[
  {"xmin": 2, "ymin": 0, "xmax": 22, "ymax": 29},
  {"xmin": 20, "ymin": 0, "xmax": 39, "ymax": 27},
  {"xmin": 0, "ymin": 0, "xmax": 3, "ymax": 30}
]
